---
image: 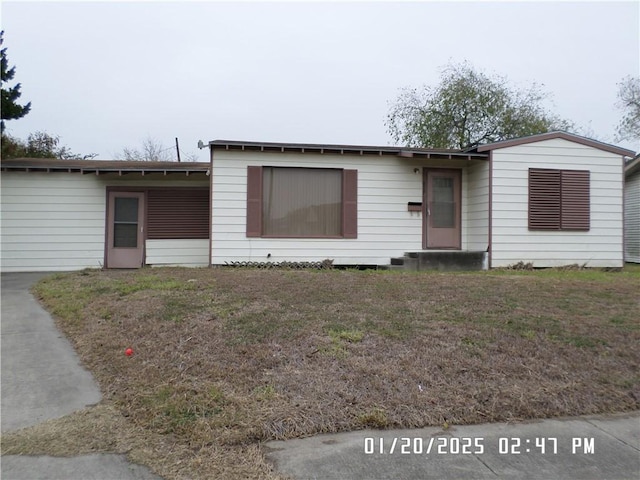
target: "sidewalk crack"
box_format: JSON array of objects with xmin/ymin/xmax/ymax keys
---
[
  {"xmin": 585, "ymin": 418, "xmax": 640, "ymax": 452},
  {"xmin": 475, "ymin": 454, "xmax": 499, "ymax": 477}
]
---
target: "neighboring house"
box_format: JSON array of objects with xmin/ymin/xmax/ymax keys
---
[
  {"xmin": 0, "ymin": 131, "xmax": 635, "ymax": 272},
  {"xmin": 624, "ymin": 155, "xmax": 640, "ymax": 263}
]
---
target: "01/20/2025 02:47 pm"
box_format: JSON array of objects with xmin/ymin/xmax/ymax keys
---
[{"xmin": 364, "ymin": 436, "xmax": 596, "ymax": 456}]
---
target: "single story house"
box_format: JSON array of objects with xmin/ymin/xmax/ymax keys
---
[
  {"xmin": 0, "ymin": 131, "xmax": 635, "ymax": 272},
  {"xmin": 208, "ymin": 132, "xmax": 634, "ymax": 270},
  {"xmin": 624, "ymin": 155, "xmax": 640, "ymax": 263}
]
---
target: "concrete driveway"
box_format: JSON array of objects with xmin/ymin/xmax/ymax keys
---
[{"xmin": 1, "ymin": 272, "xmax": 161, "ymax": 480}]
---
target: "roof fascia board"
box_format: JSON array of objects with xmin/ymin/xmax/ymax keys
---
[
  {"xmin": 209, "ymin": 140, "xmax": 488, "ymax": 161},
  {"xmin": 1, "ymin": 159, "xmax": 210, "ymax": 174},
  {"xmin": 476, "ymin": 131, "xmax": 636, "ymax": 158}
]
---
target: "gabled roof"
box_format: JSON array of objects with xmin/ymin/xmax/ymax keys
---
[
  {"xmin": 476, "ymin": 131, "xmax": 636, "ymax": 158},
  {"xmin": 1, "ymin": 158, "xmax": 210, "ymax": 175},
  {"xmin": 209, "ymin": 139, "xmax": 488, "ymax": 161}
]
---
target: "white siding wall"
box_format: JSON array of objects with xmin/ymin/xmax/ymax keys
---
[
  {"xmin": 211, "ymin": 151, "xmax": 484, "ymax": 265},
  {"xmin": 146, "ymin": 239, "xmax": 209, "ymax": 266},
  {"xmin": 465, "ymin": 161, "xmax": 490, "ymax": 251},
  {"xmin": 490, "ymin": 138, "xmax": 624, "ymax": 268},
  {"xmin": 1, "ymin": 172, "xmax": 210, "ymax": 272},
  {"xmin": 624, "ymin": 169, "xmax": 640, "ymax": 263},
  {"xmin": 1, "ymin": 172, "xmax": 106, "ymax": 272}
]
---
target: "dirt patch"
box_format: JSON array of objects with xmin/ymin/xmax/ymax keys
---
[{"xmin": 10, "ymin": 267, "xmax": 639, "ymax": 479}]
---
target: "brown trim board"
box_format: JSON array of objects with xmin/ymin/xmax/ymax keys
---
[{"xmin": 477, "ymin": 131, "xmax": 635, "ymax": 158}]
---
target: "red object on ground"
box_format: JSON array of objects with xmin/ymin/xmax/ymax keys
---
[{"xmin": 125, "ymin": 348, "xmax": 134, "ymax": 356}]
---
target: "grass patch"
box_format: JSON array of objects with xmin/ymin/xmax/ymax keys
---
[
  {"xmin": 328, "ymin": 327, "xmax": 364, "ymax": 343},
  {"xmin": 9, "ymin": 266, "xmax": 638, "ymax": 479},
  {"xmin": 357, "ymin": 408, "xmax": 389, "ymax": 428},
  {"xmin": 560, "ymin": 335, "xmax": 607, "ymax": 349},
  {"xmin": 253, "ymin": 384, "xmax": 278, "ymax": 401},
  {"xmin": 113, "ymin": 274, "xmax": 196, "ymax": 296}
]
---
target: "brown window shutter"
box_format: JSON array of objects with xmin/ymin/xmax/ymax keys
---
[
  {"xmin": 529, "ymin": 168, "xmax": 561, "ymax": 230},
  {"xmin": 561, "ymin": 170, "xmax": 590, "ymax": 231},
  {"xmin": 342, "ymin": 169, "xmax": 358, "ymax": 238},
  {"xmin": 147, "ymin": 189, "xmax": 209, "ymax": 239},
  {"xmin": 246, "ymin": 166, "xmax": 263, "ymax": 237}
]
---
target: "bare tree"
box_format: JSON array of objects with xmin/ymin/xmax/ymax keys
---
[
  {"xmin": 115, "ymin": 137, "xmax": 174, "ymax": 161},
  {"xmin": 115, "ymin": 137, "xmax": 201, "ymax": 162},
  {"xmin": 616, "ymin": 76, "xmax": 640, "ymax": 143},
  {"xmin": 180, "ymin": 150, "xmax": 201, "ymax": 162}
]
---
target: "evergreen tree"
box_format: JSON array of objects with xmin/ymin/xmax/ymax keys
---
[{"xmin": 1, "ymin": 30, "xmax": 31, "ymax": 131}]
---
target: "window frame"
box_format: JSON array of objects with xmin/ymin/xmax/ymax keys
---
[
  {"xmin": 528, "ymin": 168, "xmax": 590, "ymax": 232},
  {"xmin": 246, "ymin": 166, "xmax": 357, "ymax": 239},
  {"xmin": 146, "ymin": 187, "xmax": 210, "ymax": 240}
]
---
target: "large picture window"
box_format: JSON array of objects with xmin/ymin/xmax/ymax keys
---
[
  {"xmin": 263, "ymin": 167, "xmax": 342, "ymax": 236},
  {"xmin": 246, "ymin": 166, "xmax": 358, "ymax": 238},
  {"xmin": 528, "ymin": 168, "xmax": 590, "ymax": 231}
]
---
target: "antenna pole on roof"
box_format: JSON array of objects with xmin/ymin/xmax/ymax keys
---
[{"xmin": 175, "ymin": 137, "xmax": 181, "ymax": 162}]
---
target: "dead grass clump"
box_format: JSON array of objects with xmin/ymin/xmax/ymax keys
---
[
  {"xmin": 0, "ymin": 404, "xmax": 132, "ymax": 456},
  {"xmin": 505, "ymin": 261, "xmax": 534, "ymax": 270},
  {"xmin": 357, "ymin": 408, "xmax": 390, "ymax": 428},
  {"xmin": 27, "ymin": 266, "xmax": 640, "ymax": 479},
  {"xmin": 555, "ymin": 263, "xmax": 588, "ymax": 271}
]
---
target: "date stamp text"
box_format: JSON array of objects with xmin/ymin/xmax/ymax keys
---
[{"xmin": 364, "ymin": 436, "xmax": 596, "ymax": 455}]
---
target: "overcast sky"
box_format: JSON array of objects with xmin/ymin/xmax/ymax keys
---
[{"xmin": 1, "ymin": 0, "xmax": 638, "ymax": 161}]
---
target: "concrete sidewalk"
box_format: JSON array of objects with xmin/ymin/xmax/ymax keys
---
[
  {"xmin": 265, "ymin": 412, "xmax": 640, "ymax": 480},
  {"xmin": 1, "ymin": 272, "xmax": 161, "ymax": 480},
  {"xmin": 1, "ymin": 272, "xmax": 101, "ymax": 432}
]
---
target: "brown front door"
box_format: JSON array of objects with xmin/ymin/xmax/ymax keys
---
[
  {"xmin": 106, "ymin": 192, "xmax": 145, "ymax": 268},
  {"xmin": 423, "ymin": 169, "xmax": 461, "ymax": 249}
]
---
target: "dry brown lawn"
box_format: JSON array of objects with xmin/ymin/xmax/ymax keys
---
[{"xmin": 2, "ymin": 266, "xmax": 639, "ymax": 479}]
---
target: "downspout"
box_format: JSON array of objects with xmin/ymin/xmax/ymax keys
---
[
  {"xmin": 208, "ymin": 144, "xmax": 214, "ymax": 268},
  {"xmin": 103, "ymin": 188, "xmax": 110, "ymax": 269},
  {"xmin": 488, "ymin": 150, "xmax": 493, "ymax": 269},
  {"xmin": 621, "ymin": 155, "xmax": 626, "ymax": 267}
]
